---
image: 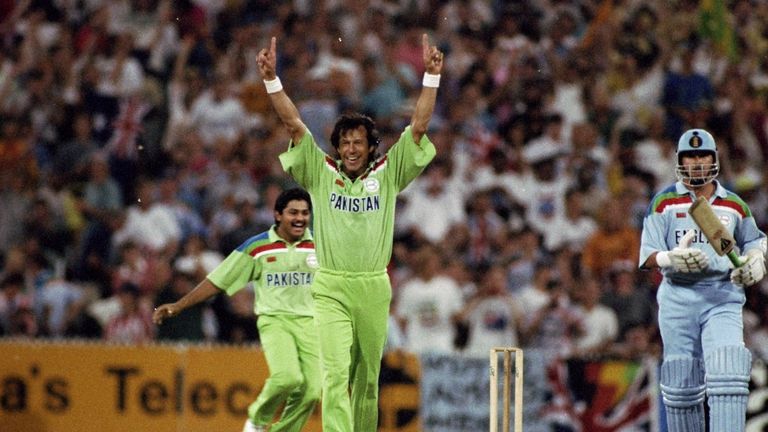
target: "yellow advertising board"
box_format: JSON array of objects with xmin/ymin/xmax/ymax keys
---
[{"xmin": 0, "ymin": 339, "xmax": 323, "ymax": 432}]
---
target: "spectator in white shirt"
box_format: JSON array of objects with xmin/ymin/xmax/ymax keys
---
[
  {"xmin": 572, "ymin": 275, "xmax": 619, "ymax": 358},
  {"xmin": 394, "ymin": 244, "xmax": 464, "ymax": 355}
]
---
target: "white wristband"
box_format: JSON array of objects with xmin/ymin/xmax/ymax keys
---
[
  {"xmin": 422, "ymin": 73, "xmax": 440, "ymax": 88},
  {"xmin": 264, "ymin": 77, "xmax": 283, "ymax": 94},
  {"xmin": 656, "ymin": 251, "xmax": 671, "ymax": 268}
]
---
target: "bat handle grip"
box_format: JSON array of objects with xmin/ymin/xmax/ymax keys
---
[{"xmin": 727, "ymin": 250, "xmax": 742, "ymax": 268}]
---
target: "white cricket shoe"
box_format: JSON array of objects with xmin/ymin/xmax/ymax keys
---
[{"xmin": 242, "ymin": 419, "xmax": 266, "ymax": 432}]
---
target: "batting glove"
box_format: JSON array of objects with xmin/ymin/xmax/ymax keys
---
[
  {"xmin": 656, "ymin": 230, "xmax": 709, "ymax": 273},
  {"xmin": 731, "ymin": 249, "xmax": 766, "ymax": 287}
]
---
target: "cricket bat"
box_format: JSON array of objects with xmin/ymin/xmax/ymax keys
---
[{"xmin": 688, "ymin": 196, "xmax": 742, "ymax": 267}]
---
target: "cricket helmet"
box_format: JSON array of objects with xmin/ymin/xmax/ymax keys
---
[{"xmin": 675, "ymin": 128, "xmax": 719, "ymax": 187}]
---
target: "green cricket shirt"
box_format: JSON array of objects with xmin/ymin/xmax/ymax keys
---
[
  {"xmin": 279, "ymin": 126, "xmax": 435, "ymax": 272},
  {"xmin": 207, "ymin": 226, "xmax": 316, "ymax": 317}
]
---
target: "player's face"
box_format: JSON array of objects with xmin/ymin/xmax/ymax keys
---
[
  {"xmin": 275, "ymin": 200, "xmax": 311, "ymax": 243},
  {"xmin": 681, "ymin": 152, "xmax": 715, "ymax": 184},
  {"xmin": 337, "ymin": 125, "xmax": 374, "ymax": 179}
]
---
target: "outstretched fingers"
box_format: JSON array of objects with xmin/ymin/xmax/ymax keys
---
[
  {"xmin": 421, "ymin": 33, "xmax": 443, "ymax": 73},
  {"xmin": 257, "ymin": 37, "xmax": 278, "ymax": 79}
]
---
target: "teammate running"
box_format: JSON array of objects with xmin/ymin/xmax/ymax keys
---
[{"xmin": 153, "ymin": 188, "xmax": 319, "ymax": 432}]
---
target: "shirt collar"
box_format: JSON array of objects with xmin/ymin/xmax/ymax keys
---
[
  {"xmin": 674, "ymin": 180, "xmax": 728, "ymax": 199},
  {"xmin": 267, "ymin": 224, "xmax": 313, "ymax": 244}
]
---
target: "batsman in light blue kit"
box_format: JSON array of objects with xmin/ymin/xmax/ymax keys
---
[{"xmin": 640, "ymin": 129, "xmax": 766, "ymax": 432}]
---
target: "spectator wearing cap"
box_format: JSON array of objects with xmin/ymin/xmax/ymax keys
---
[{"xmin": 513, "ymin": 126, "xmax": 571, "ymax": 236}]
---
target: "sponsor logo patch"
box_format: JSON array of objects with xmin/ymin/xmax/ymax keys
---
[
  {"xmin": 306, "ymin": 253, "xmax": 318, "ymax": 269},
  {"xmin": 364, "ymin": 178, "xmax": 380, "ymax": 193}
]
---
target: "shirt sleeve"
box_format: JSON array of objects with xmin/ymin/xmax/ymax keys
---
[
  {"xmin": 385, "ymin": 126, "xmax": 437, "ymax": 191},
  {"xmin": 735, "ymin": 210, "xmax": 767, "ymax": 256},
  {"xmin": 639, "ymin": 210, "xmax": 669, "ymax": 267},
  {"xmin": 279, "ymin": 131, "xmax": 327, "ymax": 190},
  {"xmin": 207, "ymin": 249, "xmax": 258, "ymax": 296}
]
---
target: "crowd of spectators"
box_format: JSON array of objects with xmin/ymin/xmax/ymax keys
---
[{"xmin": 2, "ymin": 0, "xmax": 768, "ymax": 364}]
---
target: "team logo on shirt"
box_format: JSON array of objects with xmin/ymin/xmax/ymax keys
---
[
  {"xmin": 306, "ymin": 253, "xmax": 319, "ymax": 269},
  {"xmin": 719, "ymin": 215, "xmax": 730, "ymax": 226},
  {"xmin": 364, "ymin": 178, "xmax": 380, "ymax": 193}
]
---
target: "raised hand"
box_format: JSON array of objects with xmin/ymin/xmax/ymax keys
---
[
  {"xmin": 257, "ymin": 36, "xmax": 278, "ymax": 80},
  {"xmin": 422, "ymin": 33, "xmax": 444, "ymax": 75}
]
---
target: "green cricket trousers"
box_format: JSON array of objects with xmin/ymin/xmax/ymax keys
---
[
  {"xmin": 312, "ymin": 269, "xmax": 392, "ymax": 432},
  {"xmin": 249, "ymin": 314, "xmax": 321, "ymax": 431}
]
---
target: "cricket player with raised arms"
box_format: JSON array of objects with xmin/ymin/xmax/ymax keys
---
[
  {"xmin": 256, "ymin": 33, "xmax": 443, "ymax": 431},
  {"xmin": 153, "ymin": 188, "xmax": 320, "ymax": 432},
  {"xmin": 639, "ymin": 128, "xmax": 766, "ymax": 431}
]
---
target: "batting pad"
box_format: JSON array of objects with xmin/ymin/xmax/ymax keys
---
[
  {"xmin": 660, "ymin": 357, "xmax": 706, "ymax": 432},
  {"xmin": 706, "ymin": 345, "xmax": 751, "ymax": 432}
]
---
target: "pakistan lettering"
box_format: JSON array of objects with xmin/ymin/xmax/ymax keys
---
[
  {"xmin": 266, "ymin": 272, "xmax": 313, "ymax": 287},
  {"xmin": 329, "ymin": 192, "xmax": 380, "ymax": 213}
]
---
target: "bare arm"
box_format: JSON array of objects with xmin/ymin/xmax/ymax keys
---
[
  {"xmin": 640, "ymin": 253, "xmax": 660, "ymax": 269},
  {"xmin": 257, "ymin": 36, "xmax": 307, "ymax": 144},
  {"xmin": 410, "ymin": 33, "xmax": 444, "ymax": 144},
  {"xmin": 152, "ymin": 278, "xmax": 221, "ymax": 324}
]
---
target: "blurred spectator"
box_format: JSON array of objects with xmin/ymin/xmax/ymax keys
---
[
  {"xmin": 38, "ymin": 275, "xmax": 87, "ymax": 338},
  {"xmin": 103, "ymin": 282, "xmax": 153, "ymax": 344},
  {"xmin": 465, "ymin": 190, "xmax": 507, "ymax": 268},
  {"xmin": 111, "ymin": 241, "xmax": 152, "ymax": 294},
  {"xmin": 609, "ymin": 324, "xmax": 659, "ymax": 361},
  {"xmin": 520, "ymin": 273, "xmax": 583, "ymax": 358},
  {"xmin": 156, "ymin": 175, "xmax": 207, "ymax": 243},
  {"xmin": 456, "ymin": 264, "xmax": 524, "ymax": 357},
  {"xmin": 399, "ymin": 157, "xmax": 465, "ymax": 244},
  {"xmin": 162, "ymin": 35, "xmax": 200, "ymax": 151},
  {"xmin": 517, "ymin": 135, "xmax": 570, "ymax": 236},
  {"xmin": 395, "ymin": 245, "xmax": 464, "ymax": 355},
  {"xmin": 660, "ymin": 40, "xmax": 714, "ymax": 140},
  {"xmin": 601, "ymin": 260, "xmax": 656, "ymax": 340},
  {"xmin": 74, "ymin": 153, "xmax": 123, "ymax": 293},
  {"xmin": 174, "ymin": 234, "xmax": 224, "ymax": 281},
  {"xmin": 154, "ymin": 270, "xmax": 211, "ymax": 342},
  {"xmin": 360, "ymin": 55, "xmax": 407, "ymax": 128},
  {"xmin": 572, "ymin": 275, "xmax": 619, "ymax": 358},
  {"xmin": 542, "ymin": 187, "xmax": 597, "ymax": 253},
  {"xmin": 188, "ymin": 70, "xmax": 249, "ymax": 150},
  {"xmin": 52, "ymin": 110, "xmax": 99, "ymax": 185},
  {"xmin": 112, "ymin": 177, "xmax": 181, "ymax": 259},
  {"xmin": 580, "ymin": 196, "xmax": 641, "ymax": 280},
  {"xmin": 505, "ymin": 226, "xmax": 545, "ymax": 293},
  {"xmin": 23, "ymin": 197, "xmax": 72, "ymax": 263},
  {"xmin": 0, "ymin": 273, "xmax": 34, "ymax": 336}
]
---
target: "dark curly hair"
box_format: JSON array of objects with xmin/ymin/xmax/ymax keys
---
[
  {"xmin": 329, "ymin": 113, "xmax": 381, "ymax": 162},
  {"xmin": 273, "ymin": 188, "xmax": 312, "ymax": 225}
]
